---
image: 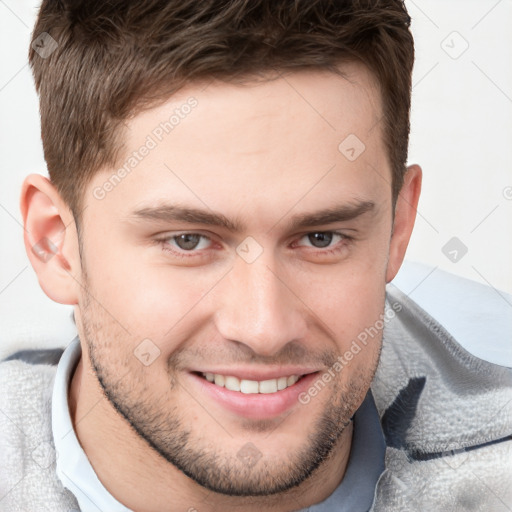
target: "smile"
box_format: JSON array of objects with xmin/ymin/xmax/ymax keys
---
[
  {"xmin": 190, "ymin": 370, "xmax": 320, "ymax": 419},
  {"xmin": 201, "ymin": 372, "xmax": 302, "ymax": 394}
]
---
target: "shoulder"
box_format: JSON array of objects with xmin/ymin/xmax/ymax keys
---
[
  {"xmin": 389, "ymin": 260, "xmax": 511, "ymax": 366},
  {"xmin": 0, "ymin": 348, "xmax": 63, "ymax": 455},
  {"xmin": 0, "ymin": 348, "xmax": 62, "ymax": 412},
  {"xmin": 2, "ymin": 347, "xmax": 65, "ymax": 366},
  {"xmin": 0, "ymin": 348, "xmax": 63, "ymax": 425},
  {"xmin": 0, "ymin": 348, "xmax": 78, "ymax": 510},
  {"xmin": 371, "ymin": 263, "xmax": 512, "ymax": 510},
  {"xmin": 375, "ymin": 263, "xmax": 512, "ymax": 449},
  {"xmin": 372, "ymin": 266, "xmax": 512, "ymax": 511}
]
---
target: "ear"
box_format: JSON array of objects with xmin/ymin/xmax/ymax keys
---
[
  {"xmin": 20, "ymin": 174, "xmax": 81, "ymax": 304},
  {"xmin": 385, "ymin": 164, "xmax": 422, "ymax": 283}
]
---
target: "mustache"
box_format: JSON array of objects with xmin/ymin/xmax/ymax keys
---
[{"xmin": 167, "ymin": 341, "xmax": 339, "ymax": 370}]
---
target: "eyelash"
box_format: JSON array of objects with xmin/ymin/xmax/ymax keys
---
[
  {"xmin": 156, "ymin": 233, "xmax": 216, "ymax": 259},
  {"xmin": 289, "ymin": 232, "xmax": 350, "ymax": 257},
  {"xmin": 155, "ymin": 231, "xmax": 352, "ymax": 259}
]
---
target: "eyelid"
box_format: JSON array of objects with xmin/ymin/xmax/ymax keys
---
[
  {"xmin": 291, "ymin": 230, "xmax": 351, "ymax": 248},
  {"xmin": 155, "ymin": 229, "xmax": 351, "ymax": 259},
  {"xmin": 156, "ymin": 230, "xmax": 215, "ymax": 243},
  {"xmin": 155, "ymin": 231, "xmax": 217, "ymax": 255}
]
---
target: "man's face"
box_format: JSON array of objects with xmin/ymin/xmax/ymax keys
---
[{"xmin": 76, "ymin": 64, "xmax": 394, "ymax": 495}]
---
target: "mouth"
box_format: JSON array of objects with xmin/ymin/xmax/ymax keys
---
[
  {"xmin": 199, "ymin": 372, "xmax": 304, "ymax": 394},
  {"xmin": 188, "ymin": 370, "xmax": 319, "ymax": 419}
]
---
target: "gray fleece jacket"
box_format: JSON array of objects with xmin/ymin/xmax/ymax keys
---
[{"xmin": 1, "ymin": 285, "xmax": 511, "ymax": 511}]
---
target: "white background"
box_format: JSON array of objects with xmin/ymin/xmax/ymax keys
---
[{"xmin": 0, "ymin": 0, "xmax": 511, "ymax": 353}]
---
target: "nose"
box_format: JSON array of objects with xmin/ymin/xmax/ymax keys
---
[{"xmin": 213, "ymin": 250, "xmax": 308, "ymax": 357}]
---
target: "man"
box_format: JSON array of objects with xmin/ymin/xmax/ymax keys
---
[{"xmin": 0, "ymin": 1, "xmax": 510, "ymax": 511}]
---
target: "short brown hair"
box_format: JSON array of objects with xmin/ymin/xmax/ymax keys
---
[{"xmin": 29, "ymin": 0, "xmax": 414, "ymax": 216}]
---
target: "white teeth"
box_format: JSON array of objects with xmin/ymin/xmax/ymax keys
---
[
  {"xmin": 259, "ymin": 379, "xmax": 278, "ymax": 394},
  {"xmin": 224, "ymin": 376, "xmax": 241, "ymax": 392},
  {"xmin": 202, "ymin": 373, "xmax": 302, "ymax": 394},
  {"xmin": 240, "ymin": 379, "xmax": 259, "ymax": 394},
  {"xmin": 287, "ymin": 375, "xmax": 299, "ymax": 386}
]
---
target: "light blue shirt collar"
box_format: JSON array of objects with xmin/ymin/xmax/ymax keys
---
[
  {"xmin": 52, "ymin": 337, "xmax": 131, "ymax": 512},
  {"xmin": 306, "ymin": 390, "xmax": 386, "ymax": 511}
]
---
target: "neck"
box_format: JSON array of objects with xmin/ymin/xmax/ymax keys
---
[{"xmin": 69, "ymin": 352, "xmax": 353, "ymax": 512}]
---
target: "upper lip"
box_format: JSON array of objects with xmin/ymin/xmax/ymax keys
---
[{"xmin": 191, "ymin": 367, "xmax": 320, "ymax": 381}]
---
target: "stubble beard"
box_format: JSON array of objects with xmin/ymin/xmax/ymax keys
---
[{"xmin": 79, "ymin": 282, "xmax": 379, "ymax": 497}]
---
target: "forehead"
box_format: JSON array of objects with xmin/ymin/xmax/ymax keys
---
[{"xmin": 85, "ymin": 63, "xmax": 389, "ymax": 227}]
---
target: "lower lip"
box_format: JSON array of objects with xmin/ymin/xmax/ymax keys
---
[{"xmin": 187, "ymin": 372, "xmax": 319, "ymax": 419}]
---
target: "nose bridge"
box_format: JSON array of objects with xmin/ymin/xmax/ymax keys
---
[{"xmin": 214, "ymin": 251, "xmax": 306, "ymax": 356}]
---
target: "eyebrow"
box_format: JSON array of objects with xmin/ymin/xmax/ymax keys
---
[
  {"xmin": 129, "ymin": 200, "xmax": 375, "ymax": 233},
  {"xmin": 282, "ymin": 200, "xmax": 375, "ymax": 231},
  {"xmin": 130, "ymin": 205, "xmax": 241, "ymax": 231}
]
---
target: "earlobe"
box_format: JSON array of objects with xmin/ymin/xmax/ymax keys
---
[
  {"xmin": 20, "ymin": 174, "xmax": 81, "ymax": 305},
  {"xmin": 385, "ymin": 164, "xmax": 422, "ymax": 283}
]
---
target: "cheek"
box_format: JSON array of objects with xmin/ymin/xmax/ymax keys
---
[
  {"xmin": 82, "ymin": 240, "xmax": 226, "ymax": 345},
  {"xmin": 292, "ymin": 249, "xmax": 387, "ymax": 338}
]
